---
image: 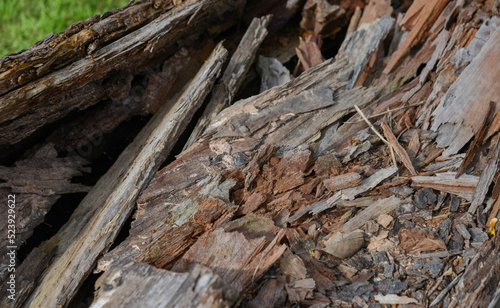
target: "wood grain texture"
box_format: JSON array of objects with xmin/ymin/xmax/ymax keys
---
[
  {"xmin": 20, "ymin": 43, "xmax": 227, "ymax": 308},
  {"xmin": 431, "ymin": 26, "xmax": 500, "ymax": 156},
  {"xmin": 91, "ymin": 260, "xmax": 229, "ymax": 308},
  {"xmin": 0, "ymin": 0, "xmax": 241, "ymax": 148}
]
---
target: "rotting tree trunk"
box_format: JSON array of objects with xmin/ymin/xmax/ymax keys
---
[
  {"xmin": 11, "ymin": 43, "xmax": 227, "ymax": 308},
  {"xmin": 4, "ymin": 0, "xmax": 500, "ymax": 307},
  {"xmin": 0, "ymin": 0, "xmax": 244, "ymax": 149}
]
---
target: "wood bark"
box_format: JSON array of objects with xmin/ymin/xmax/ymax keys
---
[
  {"xmin": 0, "ymin": 0, "xmax": 242, "ymax": 149},
  {"xmin": 18, "ymin": 43, "xmax": 227, "ymax": 308}
]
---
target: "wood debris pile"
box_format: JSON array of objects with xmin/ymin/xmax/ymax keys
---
[{"xmin": 1, "ymin": 0, "xmax": 500, "ymax": 307}]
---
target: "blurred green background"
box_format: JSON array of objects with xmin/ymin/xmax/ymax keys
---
[{"xmin": 0, "ymin": 0, "xmax": 127, "ymax": 57}]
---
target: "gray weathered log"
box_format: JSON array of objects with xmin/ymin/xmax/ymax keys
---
[
  {"xmin": 97, "ymin": 56, "xmax": 377, "ymax": 281},
  {"xmin": 19, "ymin": 43, "xmax": 227, "ymax": 308}
]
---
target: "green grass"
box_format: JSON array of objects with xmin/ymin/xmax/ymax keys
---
[{"xmin": 0, "ymin": 0, "xmax": 128, "ymax": 57}]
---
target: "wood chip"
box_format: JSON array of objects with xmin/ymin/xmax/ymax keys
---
[
  {"xmin": 412, "ymin": 172, "xmax": 479, "ymax": 201},
  {"xmin": 323, "ymin": 172, "xmax": 363, "ymax": 192},
  {"xmin": 469, "ymin": 137, "xmax": 500, "ymax": 213},
  {"xmin": 321, "ymin": 229, "xmax": 364, "ymax": 260},
  {"xmin": 375, "ymin": 294, "xmax": 418, "ymax": 305},
  {"xmin": 456, "ymin": 101, "xmax": 495, "ymax": 178},
  {"xmin": 342, "ymin": 166, "xmax": 398, "ymax": 200},
  {"xmin": 407, "ymin": 129, "xmax": 420, "ymax": 158}
]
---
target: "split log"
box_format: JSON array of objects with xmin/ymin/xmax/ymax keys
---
[
  {"xmin": 17, "ymin": 43, "xmax": 227, "ymax": 308},
  {"xmin": 184, "ymin": 15, "xmax": 272, "ymax": 150}
]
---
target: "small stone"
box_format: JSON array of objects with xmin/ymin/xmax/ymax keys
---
[
  {"xmin": 414, "ymin": 188, "xmax": 437, "ymax": 210},
  {"xmin": 396, "ymin": 202, "xmax": 415, "ymax": 215},
  {"xmin": 423, "ymin": 257, "xmax": 444, "ymax": 278},
  {"xmin": 377, "ymin": 214, "xmax": 394, "ymax": 228},
  {"xmin": 383, "ymin": 263, "xmax": 394, "ymax": 278},
  {"xmin": 469, "ymin": 227, "xmax": 489, "ymax": 243}
]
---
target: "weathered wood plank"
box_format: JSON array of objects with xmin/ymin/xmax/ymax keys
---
[{"xmin": 20, "ymin": 43, "xmax": 227, "ymax": 308}]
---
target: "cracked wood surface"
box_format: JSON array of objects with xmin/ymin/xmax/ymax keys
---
[{"xmin": 14, "ymin": 43, "xmax": 227, "ymax": 308}]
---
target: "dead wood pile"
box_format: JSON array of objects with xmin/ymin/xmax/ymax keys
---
[{"xmin": 1, "ymin": 0, "xmax": 500, "ymax": 307}]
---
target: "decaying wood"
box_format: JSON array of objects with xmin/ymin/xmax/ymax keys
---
[
  {"xmin": 7, "ymin": 0, "xmax": 500, "ymax": 306},
  {"xmin": 341, "ymin": 165, "xmax": 397, "ymax": 200},
  {"xmin": 432, "ymin": 25, "xmax": 500, "ymax": 156},
  {"xmin": 346, "ymin": 6, "xmax": 362, "ymax": 36},
  {"xmin": 0, "ymin": 0, "xmax": 242, "ymax": 149},
  {"xmin": 184, "ymin": 15, "xmax": 272, "ymax": 150},
  {"xmin": 300, "ymin": 0, "xmax": 346, "ymax": 35},
  {"xmin": 171, "ymin": 219, "xmax": 286, "ymax": 294},
  {"xmin": 287, "ymin": 192, "xmax": 342, "ymax": 224},
  {"xmin": 357, "ymin": 0, "xmax": 393, "ymax": 27},
  {"xmin": 294, "ymin": 36, "xmax": 325, "ymax": 75},
  {"xmin": 91, "ymin": 260, "xmax": 229, "ymax": 308},
  {"xmin": 323, "ymin": 172, "xmax": 362, "ymax": 192},
  {"xmin": 340, "ymin": 195, "xmax": 402, "ymax": 233},
  {"xmin": 447, "ymin": 235, "xmax": 500, "ymax": 307},
  {"xmin": 469, "ymin": 138, "xmax": 500, "ymax": 213},
  {"xmin": 93, "ymin": 30, "xmax": 379, "ymax": 307},
  {"xmin": 335, "ymin": 15, "xmax": 394, "ymax": 89},
  {"xmin": 19, "ymin": 44, "xmax": 227, "ymax": 308}
]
